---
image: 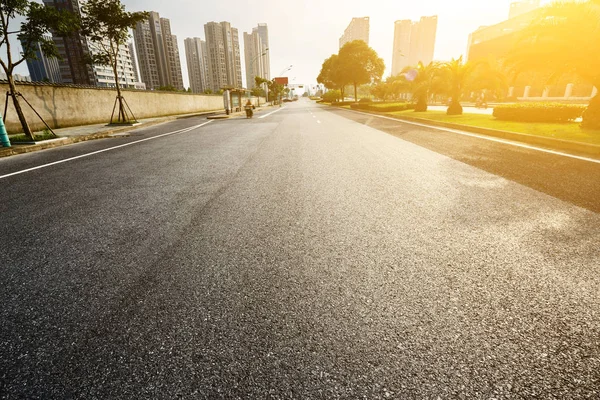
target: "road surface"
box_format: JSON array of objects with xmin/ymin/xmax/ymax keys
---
[{"xmin": 1, "ymin": 99, "xmax": 599, "ymax": 398}]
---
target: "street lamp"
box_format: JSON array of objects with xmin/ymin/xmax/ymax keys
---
[
  {"xmin": 249, "ymin": 48, "xmax": 269, "ymax": 105},
  {"xmin": 279, "ymin": 65, "xmax": 293, "ymax": 76}
]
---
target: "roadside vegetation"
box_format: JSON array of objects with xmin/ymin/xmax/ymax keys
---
[
  {"xmin": 315, "ymin": 0, "xmax": 599, "ymax": 144},
  {"xmin": 389, "ymin": 110, "xmax": 600, "ymax": 146},
  {"xmin": 9, "ymin": 130, "xmax": 56, "ymax": 143},
  {"xmin": 0, "ymin": 0, "xmax": 149, "ymax": 138}
]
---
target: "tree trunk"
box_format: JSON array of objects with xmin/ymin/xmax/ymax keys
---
[
  {"xmin": 415, "ymin": 95, "xmax": 428, "ymax": 112},
  {"xmin": 447, "ymin": 99, "xmax": 463, "ymax": 115},
  {"xmin": 7, "ymin": 75, "xmax": 34, "ymax": 140},
  {"xmin": 447, "ymin": 91, "xmax": 463, "ymax": 115},
  {"xmin": 111, "ymin": 47, "xmax": 128, "ymax": 124},
  {"xmin": 354, "ymin": 83, "xmax": 358, "ymax": 103},
  {"xmin": 582, "ymin": 92, "xmax": 600, "ymax": 129}
]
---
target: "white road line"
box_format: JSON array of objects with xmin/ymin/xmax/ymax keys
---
[
  {"xmin": 345, "ymin": 109, "xmax": 600, "ymax": 164},
  {"xmin": 317, "ymin": 121, "xmax": 321, "ymax": 124},
  {"xmin": 258, "ymin": 107, "xmax": 285, "ymax": 119},
  {"xmin": 0, "ymin": 120, "xmax": 214, "ymax": 180}
]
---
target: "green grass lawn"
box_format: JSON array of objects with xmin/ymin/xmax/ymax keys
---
[
  {"xmin": 9, "ymin": 131, "xmax": 57, "ymax": 143},
  {"xmin": 388, "ymin": 110, "xmax": 600, "ymax": 146}
]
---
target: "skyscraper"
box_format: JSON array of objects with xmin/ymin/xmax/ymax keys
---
[
  {"xmin": 129, "ymin": 42, "xmax": 140, "ymax": 84},
  {"xmin": 204, "ymin": 21, "xmax": 242, "ymax": 91},
  {"xmin": 184, "ymin": 38, "xmax": 208, "ymax": 93},
  {"xmin": 22, "ymin": 34, "xmax": 62, "ymax": 83},
  {"xmin": 43, "ymin": 0, "xmax": 140, "ymax": 88},
  {"xmin": 133, "ymin": 12, "xmax": 184, "ymax": 90},
  {"xmin": 391, "ymin": 16, "xmax": 438, "ymax": 76},
  {"xmin": 255, "ymin": 23, "xmax": 270, "ymax": 81},
  {"xmin": 339, "ymin": 17, "xmax": 370, "ymax": 49},
  {"xmin": 42, "ymin": 0, "xmax": 94, "ymax": 85},
  {"xmin": 244, "ymin": 24, "xmax": 270, "ymax": 89}
]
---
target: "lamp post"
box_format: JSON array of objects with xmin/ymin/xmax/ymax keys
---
[
  {"xmin": 277, "ymin": 65, "xmax": 293, "ymax": 104},
  {"xmin": 249, "ymin": 48, "xmax": 269, "ymax": 106}
]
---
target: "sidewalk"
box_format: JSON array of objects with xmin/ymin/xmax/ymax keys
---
[{"xmin": 0, "ymin": 106, "xmax": 271, "ymax": 158}]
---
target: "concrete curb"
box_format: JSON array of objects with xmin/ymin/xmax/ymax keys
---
[
  {"xmin": 0, "ymin": 110, "xmax": 221, "ymax": 159},
  {"xmin": 340, "ymin": 107, "xmax": 600, "ymax": 158}
]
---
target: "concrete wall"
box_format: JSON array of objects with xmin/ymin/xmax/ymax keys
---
[{"xmin": 1, "ymin": 82, "xmax": 229, "ymax": 134}]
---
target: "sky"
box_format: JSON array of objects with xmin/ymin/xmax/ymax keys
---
[{"xmin": 10, "ymin": 0, "xmax": 552, "ymax": 88}]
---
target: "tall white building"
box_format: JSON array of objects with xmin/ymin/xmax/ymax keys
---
[
  {"xmin": 43, "ymin": 0, "xmax": 143, "ymax": 88},
  {"xmin": 184, "ymin": 37, "xmax": 209, "ymax": 93},
  {"xmin": 339, "ymin": 17, "xmax": 370, "ymax": 49},
  {"xmin": 133, "ymin": 12, "xmax": 184, "ymax": 90},
  {"xmin": 244, "ymin": 24, "xmax": 270, "ymax": 90},
  {"xmin": 204, "ymin": 21, "xmax": 242, "ymax": 91},
  {"xmin": 391, "ymin": 16, "xmax": 438, "ymax": 75}
]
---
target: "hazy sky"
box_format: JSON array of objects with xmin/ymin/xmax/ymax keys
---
[{"xmin": 12, "ymin": 0, "xmax": 552, "ymax": 88}]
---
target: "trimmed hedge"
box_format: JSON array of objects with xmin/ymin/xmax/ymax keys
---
[
  {"xmin": 331, "ymin": 101, "xmax": 356, "ymax": 106},
  {"xmin": 350, "ymin": 102, "xmax": 414, "ymax": 112},
  {"xmin": 493, "ymin": 103, "xmax": 586, "ymax": 122}
]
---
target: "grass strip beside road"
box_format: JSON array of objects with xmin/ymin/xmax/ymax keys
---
[{"xmin": 389, "ymin": 110, "xmax": 600, "ymax": 146}]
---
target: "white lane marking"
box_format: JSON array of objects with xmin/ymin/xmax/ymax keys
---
[
  {"xmin": 317, "ymin": 121, "xmax": 321, "ymax": 124},
  {"xmin": 313, "ymin": 115, "xmax": 316, "ymax": 118},
  {"xmin": 258, "ymin": 107, "xmax": 285, "ymax": 119},
  {"xmin": 0, "ymin": 121, "xmax": 214, "ymax": 180},
  {"xmin": 345, "ymin": 109, "xmax": 600, "ymax": 164}
]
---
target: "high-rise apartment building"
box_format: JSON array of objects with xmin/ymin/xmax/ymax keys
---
[
  {"xmin": 255, "ymin": 23, "xmax": 270, "ymax": 81},
  {"xmin": 509, "ymin": 0, "xmax": 540, "ymax": 19},
  {"xmin": 133, "ymin": 12, "xmax": 184, "ymax": 90},
  {"xmin": 22, "ymin": 34, "xmax": 62, "ymax": 83},
  {"xmin": 184, "ymin": 38, "xmax": 208, "ymax": 93},
  {"xmin": 43, "ymin": 0, "xmax": 140, "ymax": 88},
  {"xmin": 339, "ymin": 17, "xmax": 370, "ymax": 49},
  {"xmin": 391, "ymin": 16, "xmax": 438, "ymax": 76},
  {"xmin": 129, "ymin": 42, "xmax": 140, "ymax": 83},
  {"xmin": 204, "ymin": 21, "xmax": 242, "ymax": 91},
  {"xmin": 244, "ymin": 23, "xmax": 270, "ymax": 90},
  {"xmin": 42, "ymin": 0, "xmax": 93, "ymax": 85}
]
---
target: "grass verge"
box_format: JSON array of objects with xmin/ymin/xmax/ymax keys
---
[
  {"xmin": 9, "ymin": 131, "xmax": 57, "ymax": 143},
  {"xmin": 388, "ymin": 110, "xmax": 600, "ymax": 146}
]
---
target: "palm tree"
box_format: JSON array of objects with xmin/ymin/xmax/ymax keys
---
[
  {"xmin": 403, "ymin": 61, "xmax": 440, "ymax": 112},
  {"xmin": 506, "ymin": 0, "xmax": 600, "ymax": 128},
  {"xmin": 437, "ymin": 56, "xmax": 479, "ymax": 115},
  {"xmin": 469, "ymin": 57, "xmax": 508, "ymax": 102}
]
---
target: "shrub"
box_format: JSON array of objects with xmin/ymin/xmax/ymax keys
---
[
  {"xmin": 350, "ymin": 102, "xmax": 414, "ymax": 112},
  {"xmin": 359, "ymin": 98, "xmax": 373, "ymax": 103},
  {"xmin": 322, "ymin": 90, "xmax": 341, "ymax": 103},
  {"xmin": 493, "ymin": 103, "xmax": 586, "ymax": 122}
]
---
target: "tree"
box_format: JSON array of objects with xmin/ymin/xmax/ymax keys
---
[
  {"xmin": 338, "ymin": 40, "xmax": 385, "ymax": 102},
  {"xmin": 506, "ymin": 0, "xmax": 600, "ymax": 128},
  {"xmin": 80, "ymin": 0, "xmax": 148, "ymax": 124},
  {"xmin": 317, "ymin": 54, "xmax": 348, "ymax": 101},
  {"xmin": 437, "ymin": 56, "xmax": 480, "ymax": 115},
  {"xmin": 467, "ymin": 57, "xmax": 508, "ymax": 101},
  {"xmin": 0, "ymin": 0, "xmax": 79, "ymax": 140},
  {"xmin": 370, "ymin": 81, "xmax": 391, "ymax": 101},
  {"xmin": 402, "ymin": 62, "xmax": 441, "ymax": 112},
  {"xmin": 256, "ymin": 76, "xmax": 285, "ymax": 103}
]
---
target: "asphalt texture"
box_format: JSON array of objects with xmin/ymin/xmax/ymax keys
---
[{"xmin": 1, "ymin": 99, "xmax": 599, "ymax": 399}]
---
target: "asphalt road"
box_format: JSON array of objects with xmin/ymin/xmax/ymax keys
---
[{"xmin": 1, "ymin": 99, "xmax": 599, "ymax": 399}]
